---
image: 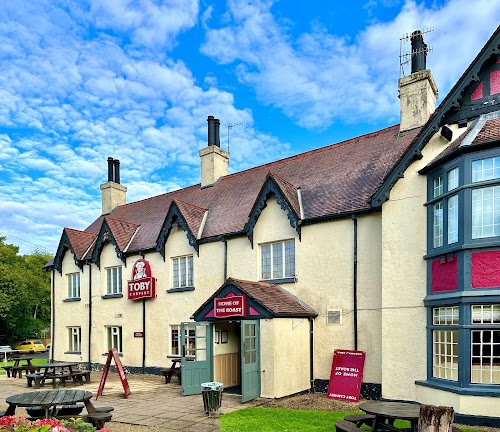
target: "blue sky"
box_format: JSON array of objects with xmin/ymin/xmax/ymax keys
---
[{"xmin": 0, "ymin": 0, "xmax": 499, "ymax": 255}]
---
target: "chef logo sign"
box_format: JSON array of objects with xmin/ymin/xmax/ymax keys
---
[
  {"xmin": 214, "ymin": 296, "xmax": 246, "ymax": 318},
  {"xmin": 128, "ymin": 259, "xmax": 156, "ymax": 300}
]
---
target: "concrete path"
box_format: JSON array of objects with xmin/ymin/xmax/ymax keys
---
[{"xmin": 0, "ymin": 372, "xmax": 259, "ymax": 431}]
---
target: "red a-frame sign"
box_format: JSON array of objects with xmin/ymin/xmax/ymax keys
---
[{"xmin": 96, "ymin": 348, "xmax": 131, "ymax": 399}]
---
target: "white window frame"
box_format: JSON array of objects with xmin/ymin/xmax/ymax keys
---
[
  {"xmin": 67, "ymin": 273, "xmax": 80, "ymax": 299},
  {"xmin": 432, "ymin": 307, "xmax": 459, "ymax": 381},
  {"xmin": 172, "ymin": 255, "xmax": 193, "ymax": 288},
  {"xmin": 68, "ymin": 326, "xmax": 81, "ymax": 352},
  {"xmin": 107, "ymin": 326, "xmax": 123, "ymax": 354},
  {"xmin": 260, "ymin": 239, "xmax": 295, "ymax": 280},
  {"xmin": 106, "ymin": 266, "xmax": 122, "ymax": 294},
  {"xmin": 170, "ymin": 325, "xmax": 180, "ymax": 356}
]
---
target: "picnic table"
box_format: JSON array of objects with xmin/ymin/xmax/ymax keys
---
[
  {"xmin": 3, "ymin": 357, "xmax": 38, "ymax": 378},
  {"xmin": 29, "ymin": 362, "xmax": 91, "ymax": 388},
  {"xmin": 5, "ymin": 389, "xmax": 96, "ymax": 419},
  {"xmin": 360, "ymin": 401, "xmax": 421, "ymax": 432},
  {"xmin": 161, "ymin": 358, "xmax": 182, "ymax": 384}
]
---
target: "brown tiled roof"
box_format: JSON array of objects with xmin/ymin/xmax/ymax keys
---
[
  {"xmin": 83, "ymin": 125, "xmax": 420, "ymax": 254},
  {"xmin": 104, "ymin": 217, "xmax": 140, "ymax": 251},
  {"xmin": 267, "ymin": 171, "xmax": 300, "ymax": 218},
  {"xmin": 64, "ymin": 228, "xmax": 96, "ymax": 260},
  {"xmin": 423, "ymin": 117, "xmax": 500, "ymax": 172},
  {"xmin": 228, "ymin": 278, "xmax": 317, "ymax": 317},
  {"xmin": 172, "ymin": 199, "xmax": 207, "ymax": 239}
]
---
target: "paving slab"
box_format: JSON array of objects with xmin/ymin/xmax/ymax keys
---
[{"xmin": 0, "ymin": 371, "xmax": 259, "ymax": 430}]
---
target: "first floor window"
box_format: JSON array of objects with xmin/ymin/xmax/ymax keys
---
[
  {"xmin": 433, "ymin": 202, "xmax": 444, "ymax": 248},
  {"xmin": 171, "ymin": 325, "xmax": 180, "ymax": 355},
  {"xmin": 67, "ymin": 273, "xmax": 80, "ymax": 298},
  {"xmin": 261, "ymin": 239, "xmax": 295, "ymax": 280},
  {"xmin": 106, "ymin": 266, "xmax": 122, "ymax": 294},
  {"xmin": 471, "ymin": 186, "xmax": 500, "ymax": 239},
  {"xmin": 68, "ymin": 327, "xmax": 81, "ymax": 352},
  {"xmin": 107, "ymin": 326, "xmax": 122, "ymax": 353},
  {"xmin": 172, "ymin": 255, "xmax": 193, "ymax": 288}
]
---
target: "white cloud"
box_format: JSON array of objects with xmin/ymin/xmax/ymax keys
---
[{"xmin": 202, "ymin": 0, "xmax": 500, "ymax": 129}]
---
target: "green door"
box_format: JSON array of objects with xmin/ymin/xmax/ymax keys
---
[
  {"xmin": 181, "ymin": 322, "xmax": 212, "ymax": 395},
  {"xmin": 241, "ymin": 320, "xmax": 260, "ymax": 402}
]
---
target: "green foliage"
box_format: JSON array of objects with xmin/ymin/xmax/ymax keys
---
[{"xmin": 0, "ymin": 237, "xmax": 52, "ymax": 345}]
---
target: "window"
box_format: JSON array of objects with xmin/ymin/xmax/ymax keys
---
[
  {"xmin": 327, "ymin": 309, "xmax": 342, "ymax": 325},
  {"xmin": 261, "ymin": 240, "xmax": 295, "ymax": 280},
  {"xmin": 432, "ymin": 307, "xmax": 459, "ymax": 381},
  {"xmin": 106, "ymin": 266, "xmax": 122, "ymax": 294},
  {"xmin": 170, "ymin": 325, "xmax": 180, "ymax": 355},
  {"xmin": 471, "ymin": 304, "xmax": 500, "ymax": 384},
  {"xmin": 430, "ymin": 168, "xmax": 459, "ymax": 249},
  {"xmin": 67, "ymin": 273, "xmax": 80, "ymax": 299},
  {"xmin": 107, "ymin": 326, "xmax": 122, "ymax": 353},
  {"xmin": 68, "ymin": 327, "xmax": 81, "ymax": 352},
  {"xmin": 172, "ymin": 255, "xmax": 193, "ymax": 288}
]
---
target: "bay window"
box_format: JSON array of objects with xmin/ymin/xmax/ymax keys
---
[{"xmin": 432, "ymin": 307, "xmax": 459, "ymax": 381}]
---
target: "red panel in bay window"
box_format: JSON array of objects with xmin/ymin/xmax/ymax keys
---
[
  {"xmin": 431, "ymin": 257, "xmax": 458, "ymax": 292},
  {"xmin": 490, "ymin": 70, "xmax": 500, "ymax": 96},
  {"xmin": 472, "ymin": 250, "xmax": 500, "ymax": 289},
  {"xmin": 471, "ymin": 82, "xmax": 484, "ymax": 101}
]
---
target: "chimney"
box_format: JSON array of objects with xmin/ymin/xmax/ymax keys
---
[
  {"xmin": 100, "ymin": 157, "xmax": 127, "ymax": 214},
  {"xmin": 199, "ymin": 116, "xmax": 229, "ymax": 188},
  {"xmin": 399, "ymin": 30, "xmax": 438, "ymax": 132}
]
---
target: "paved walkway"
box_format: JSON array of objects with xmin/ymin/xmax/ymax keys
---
[{"xmin": 0, "ymin": 372, "xmax": 259, "ymax": 431}]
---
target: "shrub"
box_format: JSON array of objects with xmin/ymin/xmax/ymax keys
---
[{"xmin": 0, "ymin": 416, "xmax": 110, "ymax": 432}]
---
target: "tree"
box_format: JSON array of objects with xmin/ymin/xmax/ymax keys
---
[{"xmin": 0, "ymin": 237, "xmax": 52, "ymax": 345}]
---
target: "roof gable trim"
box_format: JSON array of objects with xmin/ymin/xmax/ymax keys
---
[
  {"xmin": 53, "ymin": 230, "xmax": 80, "ymax": 273},
  {"xmin": 91, "ymin": 219, "xmax": 126, "ymax": 268}
]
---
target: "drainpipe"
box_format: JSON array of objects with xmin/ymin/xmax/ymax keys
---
[
  {"xmin": 142, "ymin": 299, "xmax": 146, "ymax": 373},
  {"xmin": 51, "ymin": 269, "xmax": 55, "ymax": 362},
  {"xmin": 88, "ymin": 263, "xmax": 92, "ymax": 367},
  {"xmin": 352, "ymin": 215, "xmax": 358, "ymax": 351},
  {"xmin": 309, "ymin": 317, "xmax": 314, "ymax": 392}
]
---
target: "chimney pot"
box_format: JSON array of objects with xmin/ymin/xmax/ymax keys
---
[
  {"xmin": 410, "ymin": 30, "xmax": 427, "ymax": 74},
  {"xmin": 107, "ymin": 157, "xmax": 114, "ymax": 182},
  {"xmin": 215, "ymin": 119, "xmax": 220, "ymax": 147},
  {"xmin": 207, "ymin": 116, "xmax": 216, "ymax": 146},
  {"xmin": 113, "ymin": 159, "xmax": 120, "ymax": 184}
]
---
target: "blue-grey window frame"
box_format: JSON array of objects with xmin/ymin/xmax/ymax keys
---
[{"xmin": 423, "ymin": 149, "xmax": 500, "ymax": 395}]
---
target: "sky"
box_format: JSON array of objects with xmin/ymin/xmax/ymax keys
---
[{"xmin": 0, "ymin": 0, "xmax": 499, "ymax": 255}]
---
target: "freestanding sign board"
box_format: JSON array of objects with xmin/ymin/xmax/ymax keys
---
[
  {"xmin": 96, "ymin": 348, "xmax": 131, "ymax": 399},
  {"xmin": 214, "ymin": 295, "xmax": 247, "ymax": 318},
  {"xmin": 128, "ymin": 259, "xmax": 156, "ymax": 300},
  {"xmin": 326, "ymin": 349, "xmax": 365, "ymax": 402}
]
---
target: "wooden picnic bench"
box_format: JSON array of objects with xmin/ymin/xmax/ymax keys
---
[{"xmin": 161, "ymin": 359, "xmax": 181, "ymax": 384}]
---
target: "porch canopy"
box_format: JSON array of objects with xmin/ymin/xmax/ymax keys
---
[{"xmin": 192, "ymin": 277, "xmax": 317, "ymax": 321}]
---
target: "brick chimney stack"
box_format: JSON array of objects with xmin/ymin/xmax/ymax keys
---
[
  {"xmin": 399, "ymin": 30, "xmax": 438, "ymax": 132},
  {"xmin": 100, "ymin": 157, "xmax": 127, "ymax": 214},
  {"xmin": 199, "ymin": 116, "xmax": 229, "ymax": 188}
]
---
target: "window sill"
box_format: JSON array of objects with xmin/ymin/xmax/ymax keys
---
[
  {"xmin": 101, "ymin": 294, "xmax": 123, "ymax": 299},
  {"xmin": 167, "ymin": 286, "xmax": 195, "ymax": 293},
  {"xmin": 64, "ymin": 351, "xmax": 82, "ymax": 355},
  {"xmin": 416, "ymin": 379, "xmax": 500, "ymax": 396},
  {"xmin": 63, "ymin": 298, "xmax": 81, "ymax": 302},
  {"xmin": 260, "ymin": 277, "xmax": 297, "ymax": 284}
]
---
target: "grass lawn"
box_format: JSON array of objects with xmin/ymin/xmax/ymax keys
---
[
  {"xmin": 0, "ymin": 357, "xmax": 48, "ymax": 375},
  {"xmin": 220, "ymin": 407, "xmax": 484, "ymax": 432}
]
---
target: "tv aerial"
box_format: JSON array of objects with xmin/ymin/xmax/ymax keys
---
[
  {"xmin": 227, "ymin": 121, "xmax": 245, "ymax": 153},
  {"xmin": 399, "ymin": 28, "xmax": 434, "ymax": 77}
]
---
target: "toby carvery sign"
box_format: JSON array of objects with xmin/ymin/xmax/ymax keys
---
[
  {"xmin": 214, "ymin": 296, "xmax": 246, "ymax": 318},
  {"xmin": 327, "ymin": 349, "xmax": 365, "ymax": 402},
  {"xmin": 127, "ymin": 259, "xmax": 156, "ymax": 300}
]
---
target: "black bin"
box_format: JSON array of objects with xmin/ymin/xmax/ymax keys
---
[{"xmin": 201, "ymin": 382, "xmax": 224, "ymax": 416}]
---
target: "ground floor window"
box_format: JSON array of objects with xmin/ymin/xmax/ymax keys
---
[
  {"xmin": 107, "ymin": 326, "xmax": 122, "ymax": 354},
  {"xmin": 170, "ymin": 325, "xmax": 180, "ymax": 355},
  {"xmin": 68, "ymin": 327, "xmax": 81, "ymax": 352},
  {"xmin": 430, "ymin": 303, "xmax": 500, "ymax": 386}
]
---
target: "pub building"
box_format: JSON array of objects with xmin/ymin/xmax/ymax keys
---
[{"xmin": 49, "ymin": 28, "xmax": 500, "ymax": 424}]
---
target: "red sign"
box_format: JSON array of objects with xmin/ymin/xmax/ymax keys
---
[
  {"xmin": 327, "ymin": 349, "xmax": 365, "ymax": 402},
  {"xmin": 128, "ymin": 259, "xmax": 156, "ymax": 300},
  {"xmin": 214, "ymin": 295, "xmax": 247, "ymax": 318},
  {"xmin": 96, "ymin": 348, "xmax": 131, "ymax": 399},
  {"xmin": 134, "ymin": 332, "xmax": 144, "ymax": 337}
]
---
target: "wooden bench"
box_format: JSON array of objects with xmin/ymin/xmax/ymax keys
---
[
  {"xmin": 161, "ymin": 359, "xmax": 181, "ymax": 384},
  {"xmin": 56, "ymin": 404, "xmax": 84, "ymax": 416},
  {"xmin": 87, "ymin": 412, "xmax": 112, "ymax": 429},
  {"xmin": 2, "ymin": 366, "xmax": 13, "ymax": 378},
  {"xmin": 95, "ymin": 406, "xmax": 114, "ymax": 413},
  {"xmin": 26, "ymin": 372, "xmax": 45, "ymax": 388},
  {"xmin": 70, "ymin": 370, "xmax": 91, "ymax": 384},
  {"xmin": 344, "ymin": 414, "xmax": 375, "ymax": 427},
  {"xmin": 12, "ymin": 365, "xmax": 38, "ymax": 378},
  {"xmin": 335, "ymin": 419, "xmax": 365, "ymax": 432}
]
